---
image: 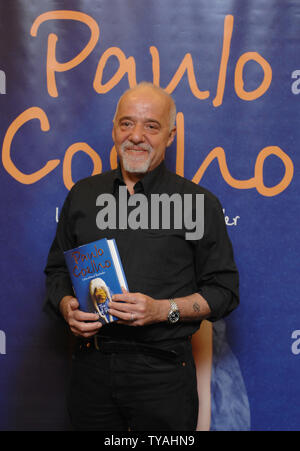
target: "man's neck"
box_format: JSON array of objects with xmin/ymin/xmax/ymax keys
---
[{"xmin": 121, "ymin": 167, "xmax": 145, "ymax": 194}]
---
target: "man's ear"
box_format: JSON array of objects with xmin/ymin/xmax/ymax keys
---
[
  {"xmin": 167, "ymin": 126, "xmax": 176, "ymax": 147},
  {"xmin": 112, "ymin": 123, "xmax": 116, "ymax": 143}
]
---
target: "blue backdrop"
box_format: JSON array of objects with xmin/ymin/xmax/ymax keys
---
[{"xmin": 0, "ymin": 0, "xmax": 299, "ymax": 431}]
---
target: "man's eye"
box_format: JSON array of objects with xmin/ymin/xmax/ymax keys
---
[
  {"xmin": 146, "ymin": 124, "xmax": 159, "ymax": 130},
  {"xmin": 120, "ymin": 121, "xmax": 131, "ymax": 128}
]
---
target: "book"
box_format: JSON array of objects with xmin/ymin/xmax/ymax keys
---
[{"xmin": 64, "ymin": 238, "xmax": 128, "ymax": 325}]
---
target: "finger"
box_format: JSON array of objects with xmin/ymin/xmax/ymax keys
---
[
  {"xmin": 108, "ymin": 308, "xmax": 127, "ymax": 321},
  {"xmin": 69, "ymin": 297, "xmax": 80, "ymax": 310},
  {"xmin": 73, "ymin": 309, "xmax": 100, "ymax": 322},
  {"xmin": 71, "ymin": 327, "xmax": 102, "ymax": 338},
  {"xmin": 108, "ymin": 307, "xmax": 136, "ymax": 322},
  {"xmin": 109, "ymin": 300, "xmax": 133, "ymax": 313},
  {"xmin": 111, "ymin": 292, "xmax": 138, "ymax": 303},
  {"xmin": 116, "ymin": 312, "xmax": 139, "ymax": 326},
  {"xmin": 121, "ymin": 287, "xmax": 129, "ymax": 293},
  {"xmin": 70, "ymin": 318, "xmax": 102, "ymax": 334}
]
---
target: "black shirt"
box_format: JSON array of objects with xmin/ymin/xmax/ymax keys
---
[{"xmin": 44, "ymin": 161, "xmax": 239, "ymax": 342}]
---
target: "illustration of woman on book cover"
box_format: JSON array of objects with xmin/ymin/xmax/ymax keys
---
[{"xmin": 89, "ymin": 278, "xmax": 113, "ymax": 324}]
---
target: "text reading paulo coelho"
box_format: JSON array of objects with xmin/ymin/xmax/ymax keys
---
[{"xmin": 70, "ymin": 246, "xmax": 111, "ymax": 278}]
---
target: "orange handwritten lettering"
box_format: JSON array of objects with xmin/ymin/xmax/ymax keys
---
[
  {"xmin": 93, "ymin": 47, "xmax": 137, "ymax": 93},
  {"xmin": 254, "ymin": 146, "xmax": 294, "ymax": 196},
  {"xmin": 110, "ymin": 145, "xmax": 118, "ymax": 170},
  {"xmin": 213, "ymin": 15, "xmax": 234, "ymax": 107},
  {"xmin": 235, "ymin": 52, "xmax": 272, "ymax": 101},
  {"xmin": 63, "ymin": 142, "xmax": 102, "ymax": 190},
  {"xmin": 176, "ymin": 112, "xmax": 184, "ymax": 177},
  {"xmin": 150, "ymin": 46, "xmax": 160, "ymax": 86},
  {"xmin": 31, "ymin": 10, "xmax": 100, "ymax": 98},
  {"xmin": 192, "ymin": 146, "xmax": 293, "ymax": 197},
  {"xmin": 165, "ymin": 53, "xmax": 210, "ymax": 99},
  {"xmin": 2, "ymin": 107, "xmax": 60, "ymax": 184},
  {"xmin": 1, "ymin": 12, "xmax": 291, "ymax": 198}
]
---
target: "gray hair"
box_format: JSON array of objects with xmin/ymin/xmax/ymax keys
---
[{"xmin": 113, "ymin": 82, "xmax": 177, "ymax": 131}]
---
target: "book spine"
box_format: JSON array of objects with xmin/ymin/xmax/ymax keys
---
[{"xmin": 109, "ymin": 239, "xmax": 129, "ymax": 291}]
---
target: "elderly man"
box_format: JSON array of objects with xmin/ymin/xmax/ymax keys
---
[{"xmin": 44, "ymin": 82, "xmax": 239, "ymax": 431}]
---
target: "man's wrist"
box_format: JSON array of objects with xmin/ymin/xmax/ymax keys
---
[
  {"xmin": 59, "ymin": 295, "xmax": 74, "ymax": 319},
  {"xmin": 157, "ymin": 299, "xmax": 171, "ymax": 323}
]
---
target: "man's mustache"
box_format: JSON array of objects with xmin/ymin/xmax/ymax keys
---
[{"xmin": 121, "ymin": 140, "xmax": 153, "ymax": 153}]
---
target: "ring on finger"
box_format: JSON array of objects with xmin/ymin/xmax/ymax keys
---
[{"xmin": 130, "ymin": 313, "xmax": 135, "ymax": 322}]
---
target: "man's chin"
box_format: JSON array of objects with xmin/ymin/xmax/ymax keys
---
[{"xmin": 122, "ymin": 157, "xmax": 151, "ymax": 174}]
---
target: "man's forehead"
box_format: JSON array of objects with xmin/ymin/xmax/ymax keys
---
[{"xmin": 117, "ymin": 87, "xmax": 170, "ymax": 115}]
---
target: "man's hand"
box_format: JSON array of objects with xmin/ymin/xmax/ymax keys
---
[
  {"xmin": 109, "ymin": 290, "xmax": 211, "ymax": 326},
  {"xmin": 108, "ymin": 289, "xmax": 169, "ymax": 326},
  {"xmin": 59, "ymin": 295, "xmax": 102, "ymax": 337}
]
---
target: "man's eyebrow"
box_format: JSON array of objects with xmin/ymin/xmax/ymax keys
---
[
  {"xmin": 144, "ymin": 118, "xmax": 161, "ymax": 126},
  {"xmin": 118, "ymin": 116, "xmax": 162, "ymax": 126},
  {"xmin": 118, "ymin": 116, "xmax": 134, "ymax": 122}
]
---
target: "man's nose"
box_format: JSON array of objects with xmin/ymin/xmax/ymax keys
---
[{"xmin": 129, "ymin": 123, "xmax": 145, "ymax": 143}]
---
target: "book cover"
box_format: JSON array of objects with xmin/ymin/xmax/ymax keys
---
[{"xmin": 64, "ymin": 238, "xmax": 128, "ymax": 325}]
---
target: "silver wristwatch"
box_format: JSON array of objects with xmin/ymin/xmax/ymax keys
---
[{"xmin": 167, "ymin": 299, "xmax": 180, "ymax": 324}]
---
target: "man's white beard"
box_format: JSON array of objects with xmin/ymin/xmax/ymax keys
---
[{"xmin": 120, "ymin": 140, "xmax": 153, "ymax": 173}]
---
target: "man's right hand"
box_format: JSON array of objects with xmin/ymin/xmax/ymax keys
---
[{"xmin": 59, "ymin": 296, "xmax": 102, "ymax": 337}]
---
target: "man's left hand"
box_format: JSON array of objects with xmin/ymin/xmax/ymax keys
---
[{"xmin": 108, "ymin": 289, "xmax": 167, "ymax": 326}]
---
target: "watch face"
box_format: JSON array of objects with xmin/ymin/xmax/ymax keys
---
[{"xmin": 169, "ymin": 310, "xmax": 180, "ymax": 323}]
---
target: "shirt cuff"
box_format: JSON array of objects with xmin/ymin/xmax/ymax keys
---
[{"xmin": 199, "ymin": 285, "xmax": 238, "ymax": 322}]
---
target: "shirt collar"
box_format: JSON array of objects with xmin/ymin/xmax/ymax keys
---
[{"xmin": 112, "ymin": 160, "xmax": 167, "ymax": 195}]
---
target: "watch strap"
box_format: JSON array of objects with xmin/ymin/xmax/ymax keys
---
[{"xmin": 168, "ymin": 298, "xmax": 180, "ymax": 323}]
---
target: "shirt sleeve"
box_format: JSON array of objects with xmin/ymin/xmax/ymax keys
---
[
  {"xmin": 43, "ymin": 190, "xmax": 75, "ymax": 319},
  {"xmin": 195, "ymin": 195, "xmax": 239, "ymax": 322}
]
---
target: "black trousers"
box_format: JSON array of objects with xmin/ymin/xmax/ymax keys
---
[{"xmin": 67, "ymin": 337, "xmax": 198, "ymax": 431}]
